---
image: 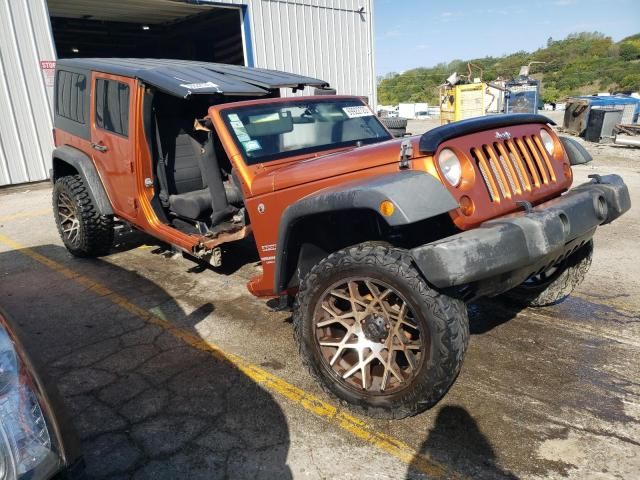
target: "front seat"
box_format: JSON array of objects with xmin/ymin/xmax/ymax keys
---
[{"xmin": 165, "ymin": 127, "xmax": 242, "ymax": 223}]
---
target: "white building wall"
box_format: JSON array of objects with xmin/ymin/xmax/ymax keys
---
[
  {"xmin": 248, "ymin": 0, "xmax": 376, "ymax": 104},
  {"xmin": 0, "ymin": 0, "xmax": 57, "ymax": 186},
  {"xmin": 0, "ymin": 0, "xmax": 375, "ymax": 186}
]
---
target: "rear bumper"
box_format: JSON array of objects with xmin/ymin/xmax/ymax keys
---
[{"xmin": 411, "ymin": 174, "xmax": 630, "ymax": 297}]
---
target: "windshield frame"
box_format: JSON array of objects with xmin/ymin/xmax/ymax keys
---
[{"xmin": 215, "ymin": 96, "xmax": 392, "ymax": 165}]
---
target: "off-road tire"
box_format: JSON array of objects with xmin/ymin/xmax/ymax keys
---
[
  {"xmin": 53, "ymin": 174, "xmax": 114, "ymax": 257},
  {"xmin": 501, "ymin": 241, "xmax": 593, "ymax": 307},
  {"xmin": 380, "ymin": 117, "xmax": 408, "ymax": 129},
  {"xmin": 293, "ymin": 243, "xmax": 469, "ymax": 419}
]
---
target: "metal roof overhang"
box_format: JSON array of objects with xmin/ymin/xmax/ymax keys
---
[
  {"xmin": 57, "ymin": 58, "xmax": 330, "ymax": 98},
  {"xmin": 201, "ymin": 63, "xmax": 330, "ymax": 90},
  {"xmin": 47, "ymin": 0, "xmax": 222, "ymax": 24}
]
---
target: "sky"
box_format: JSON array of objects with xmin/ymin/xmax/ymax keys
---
[{"xmin": 374, "ymin": 0, "xmax": 640, "ymax": 74}]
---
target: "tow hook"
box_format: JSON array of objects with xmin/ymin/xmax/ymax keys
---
[
  {"xmin": 588, "ymin": 174, "xmax": 603, "ymax": 184},
  {"xmin": 516, "ymin": 200, "xmax": 534, "ymax": 213}
]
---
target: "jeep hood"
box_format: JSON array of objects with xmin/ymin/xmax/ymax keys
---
[{"xmin": 251, "ymin": 137, "xmax": 420, "ymax": 193}]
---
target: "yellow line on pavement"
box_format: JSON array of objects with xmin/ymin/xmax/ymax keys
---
[
  {"xmin": 0, "ymin": 208, "xmax": 51, "ymax": 223},
  {"xmin": 0, "ymin": 232, "xmax": 461, "ymax": 480}
]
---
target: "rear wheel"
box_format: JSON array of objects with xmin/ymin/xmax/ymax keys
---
[
  {"xmin": 53, "ymin": 175, "xmax": 114, "ymax": 257},
  {"xmin": 293, "ymin": 243, "xmax": 469, "ymax": 419},
  {"xmin": 500, "ymin": 241, "xmax": 593, "ymax": 307}
]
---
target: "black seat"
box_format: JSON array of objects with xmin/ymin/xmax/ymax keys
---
[
  {"xmin": 169, "ymin": 182, "xmax": 242, "ymax": 219},
  {"xmin": 167, "ymin": 131, "xmax": 206, "ymax": 195},
  {"xmin": 164, "ymin": 128, "xmax": 242, "ymax": 221},
  {"xmin": 169, "ymin": 188, "xmax": 209, "ymax": 219},
  {"xmin": 153, "ymin": 94, "xmax": 243, "ymax": 224},
  {"xmin": 166, "ymin": 130, "xmax": 208, "ymax": 219}
]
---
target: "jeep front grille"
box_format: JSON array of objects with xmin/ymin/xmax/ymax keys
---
[{"xmin": 470, "ymin": 133, "xmax": 557, "ymax": 202}]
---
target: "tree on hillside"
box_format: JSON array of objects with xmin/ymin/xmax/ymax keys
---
[
  {"xmin": 378, "ymin": 31, "xmax": 640, "ymax": 104},
  {"xmin": 620, "ymin": 42, "xmax": 640, "ymax": 61},
  {"xmin": 618, "ymin": 74, "xmax": 640, "ymax": 93},
  {"xmin": 541, "ymin": 86, "xmax": 561, "ymax": 104}
]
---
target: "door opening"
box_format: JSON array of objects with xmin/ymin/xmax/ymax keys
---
[{"xmin": 48, "ymin": 1, "xmax": 245, "ymax": 65}]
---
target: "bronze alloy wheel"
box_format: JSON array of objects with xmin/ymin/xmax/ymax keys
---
[
  {"xmin": 313, "ymin": 277, "xmax": 427, "ymax": 394},
  {"xmin": 295, "ymin": 244, "xmax": 469, "ymax": 418},
  {"xmin": 56, "ymin": 191, "xmax": 81, "ymax": 247}
]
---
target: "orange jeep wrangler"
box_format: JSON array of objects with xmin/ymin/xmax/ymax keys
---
[{"xmin": 51, "ymin": 59, "xmax": 630, "ymax": 418}]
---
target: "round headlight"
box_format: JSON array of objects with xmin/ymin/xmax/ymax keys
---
[
  {"xmin": 438, "ymin": 148, "xmax": 462, "ymax": 187},
  {"xmin": 540, "ymin": 129, "xmax": 555, "ymax": 156}
]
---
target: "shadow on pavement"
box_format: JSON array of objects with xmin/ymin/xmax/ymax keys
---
[
  {"xmin": 467, "ymin": 299, "xmax": 527, "ymax": 335},
  {"xmin": 406, "ymin": 406, "xmax": 518, "ymax": 480},
  {"xmin": 111, "ymin": 226, "xmax": 260, "ymax": 277},
  {"xmin": 0, "ymin": 245, "xmax": 291, "ymax": 479}
]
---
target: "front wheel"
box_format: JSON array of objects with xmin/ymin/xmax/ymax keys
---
[
  {"xmin": 293, "ymin": 243, "xmax": 469, "ymax": 419},
  {"xmin": 500, "ymin": 241, "xmax": 593, "ymax": 307}
]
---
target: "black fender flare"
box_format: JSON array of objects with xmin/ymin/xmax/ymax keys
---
[
  {"xmin": 560, "ymin": 136, "xmax": 592, "ymax": 166},
  {"xmin": 273, "ymin": 171, "xmax": 459, "ymax": 293},
  {"xmin": 51, "ymin": 145, "xmax": 113, "ymax": 215}
]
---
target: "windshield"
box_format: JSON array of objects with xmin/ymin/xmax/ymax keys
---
[{"xmin": 221, "ymin": 98, "xmax": 392, "ymax": 164}]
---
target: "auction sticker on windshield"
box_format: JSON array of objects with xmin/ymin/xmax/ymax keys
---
[
  {"xmin": 342, "ymin": 106, "xmax": 373, "ymax": 118},
  {"xmin": 228, "ymin": 114, "xmax": 252, "ymax": 142}
]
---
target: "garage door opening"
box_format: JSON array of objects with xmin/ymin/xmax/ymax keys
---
[{"xmin": 48, "ymin": 0, "xmax": 246, "ymax": 66}]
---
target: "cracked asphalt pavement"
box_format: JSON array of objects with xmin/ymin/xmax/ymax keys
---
[{"xmin": 0, "ymin": 131, "xmax": 639, "ymax": 478}]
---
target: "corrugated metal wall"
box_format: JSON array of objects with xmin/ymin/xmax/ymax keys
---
[
  {"xmin": 247, "ymin": 0, "xmax": 376, "ymax": 103},
  {"xmin": 0, "ymin": 0, "xmax": 57, "ymax": 186},
  {"xmin": 0, "ymin": 0, "xmax": 375, "ymax": 186}
]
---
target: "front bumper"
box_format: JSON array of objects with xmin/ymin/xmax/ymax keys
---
[{"xmin": 411, "ymin": 174, "xmax": 630, "ymax": 298}]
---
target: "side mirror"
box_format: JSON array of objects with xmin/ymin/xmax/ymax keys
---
[{"xmin": 560, "ymin": 136, "xmax": 592, "ymax": 165}]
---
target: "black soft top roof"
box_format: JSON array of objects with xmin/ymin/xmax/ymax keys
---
[{"xmin": 56, "ymin": 58, "xmax": 329, "ymax": 98}]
